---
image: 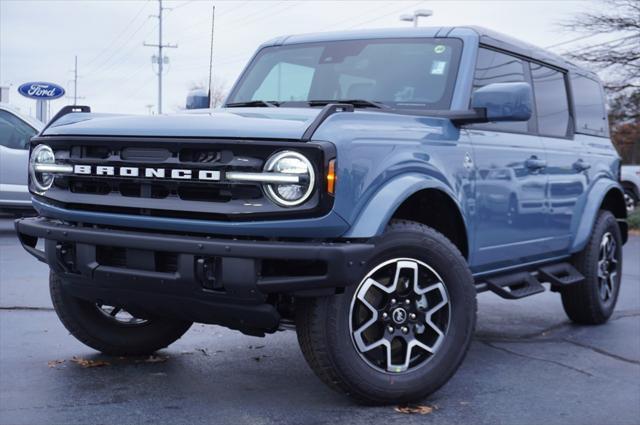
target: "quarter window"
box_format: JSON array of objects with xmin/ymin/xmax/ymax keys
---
[
  {"xmin": 530, "ymin": 63, "xmax": 570, "ymax": 138},
  {"xmin": 571, "ymin": 75, "xmax": 607, "ymax": 137},
  {"xmin": 472, "ymin": 48, "xmax": 530, "ymax": 132}
]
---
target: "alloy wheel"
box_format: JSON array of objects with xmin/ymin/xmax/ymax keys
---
[
  {"xmin": 349, "ymin": 258, "xmax": 451, "ymax": 373},
  {"xmin": 624, "ymin": 192, "xmax": 636, "ymax": 213},
  {"xmin": 96, "ymin": 304, "xmax": 148, "ymax": 326},
  {"xmin": 597, "ymin": 232, "xmax": 619, "ymax": 302}
]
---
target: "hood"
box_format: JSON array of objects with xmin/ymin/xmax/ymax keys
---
[{"xmin": 42, "ymin": 107, "xmax": 322, "ymax": 140}]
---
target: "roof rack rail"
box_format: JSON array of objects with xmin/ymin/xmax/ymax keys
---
[{"xmin": 40, "ymin": 105, "xmax": 91, "ymax": 134}]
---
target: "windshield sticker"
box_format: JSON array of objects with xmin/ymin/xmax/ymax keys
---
[
  {"xmin": 431, "ymin": 60, "xmax": 447, "ymax": 75},
  {"xmin": 434, "ymin": 45, "xmax": 446, "ymax": 54}
]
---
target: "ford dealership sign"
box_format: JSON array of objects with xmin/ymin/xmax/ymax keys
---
[{"xmin": 18, "ymin": 82, "xmax": 65, "ymax": 100}]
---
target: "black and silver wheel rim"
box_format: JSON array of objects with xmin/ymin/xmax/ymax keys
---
[
  {"xmin": 349, "ymin": 258, "xmax": 451, "ymax": 373},
  {"xmin": 624, "ymin": 192, "xmax": 636, "ymax": 213},
  {"xmin": 597, "ymin": 232, "xmax": 619, "ymax": 302},
  {"xmin": 96, "ymin": 304, "xmax": 148, "ymax": 326}
]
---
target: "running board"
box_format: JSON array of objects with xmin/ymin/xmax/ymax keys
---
[
  {"xmin": 478, "ymin": 261, "xmax": 584, "ymax": 300},
  {"xmin": 538, "ymin": 262, "xmax": 584, "ymax": 291},
  {"xmin": 485, "ymin": 272, "xmax": 545, "ymax": 299}
]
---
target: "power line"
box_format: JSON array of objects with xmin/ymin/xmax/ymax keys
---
[
  {"xmin": 565, "ymin": 34, "xmax": 638, "ymax": 55},
  {"xmin": 83, "ymin": 2, "xmax": 150, "ymax": 71},
  {"xmin": 85, "ymin": 18, "xmax": 156, "ymax": 78},
  {"xmin": 545, "ymin": 33, "xmax": 598, "ymax": 49}
]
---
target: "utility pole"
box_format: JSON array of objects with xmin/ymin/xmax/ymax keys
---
[
  {"xmin": 67, "ymin": 56, "xmax": 84, "ymax": 105},
  {"xmin": 73, "ymin": 55, "xmax": 78, "ymax": 105},
  {"xmin": 144, "ymin": 0, "xmax": 177, "ymax": 114},
  {"xmin": 207, "ymin": 5, "xmax": 215, "ymax": 108}
]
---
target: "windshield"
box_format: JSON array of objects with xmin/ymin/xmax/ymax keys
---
[{"xmin": 227, "ymin": 38, "xmax": 463, "ymax": 109}]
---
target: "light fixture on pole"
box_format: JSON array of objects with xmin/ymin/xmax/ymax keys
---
[{"xmin": 400, "ymin": 9, "xmax": 433, "ymax": 27}]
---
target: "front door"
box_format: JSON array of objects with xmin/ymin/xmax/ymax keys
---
[{"xmin": 468, "ymin": 47, "xmax": 550, "ymax": 272}]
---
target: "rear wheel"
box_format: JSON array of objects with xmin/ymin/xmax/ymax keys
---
[
  {"xmin": 295, "ymin": 220, "xmax": 476, "ymax": 404},
  {"xmin": 561, "ymin": 210, "xmax": 623, "ymax": 324},
  {"xmin": 50, "ymin": 271, "xmax": 192, "ymax": 355},
  {"xmin": 623, "ymin": 189, "xmax": 637, "ymax": 213}
]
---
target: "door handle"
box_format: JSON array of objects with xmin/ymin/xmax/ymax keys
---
[
  {"xmin": 525, "ymin": 156, "xmax": 547, "ymax": 171},
  {"xmin": 573, "ymin": 159, "xmax": 591, "ymax": 172}
]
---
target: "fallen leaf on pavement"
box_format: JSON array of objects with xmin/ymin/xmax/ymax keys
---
[
  {"xmin": 252, "ymin": 355, "xmax": 269, "ymax": 362},
  {"xmin": 142, "ymin": 355, "xmax": 168, "ymax": 363},
  {"xmin": 71, "ymin": 356, "xmax": 111, "ymax": 368},
  {"xmin": 47, "ymin": 359, "xmax": 65, "ymax": 368},
  {"xmin": 394, "ymin": 404, "xmax": 435, "ymax": 415}
]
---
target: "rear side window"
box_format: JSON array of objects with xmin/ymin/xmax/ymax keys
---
[
  {"xmin": 472, "ymin": 48, "xmax": 530, "ymax": 133},
  {"xmin": 530, "ymin": 63, "xmax": 570, "ymax": 138},
  {"xmin": 571, "ymin": 75, "xmax": 608, "ymax": 137}
]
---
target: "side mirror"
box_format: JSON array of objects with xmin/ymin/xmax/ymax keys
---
[{"xmin": 471, "ymin": 82, "xmax": 532, "ymax": 122}]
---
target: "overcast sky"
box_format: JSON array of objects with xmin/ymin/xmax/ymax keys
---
[{"xmin": 1, "ymin": 0, "xmax": 609, "ymax": 119}]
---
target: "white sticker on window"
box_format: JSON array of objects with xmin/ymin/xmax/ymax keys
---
[{"xmin": 431, "ymin": 60, "xmax": 447, "ymax": 75}]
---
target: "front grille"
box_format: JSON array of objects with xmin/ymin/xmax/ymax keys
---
[{"xmin": 37, "ymin": 136, "xmax": 332, "ymax": 221}]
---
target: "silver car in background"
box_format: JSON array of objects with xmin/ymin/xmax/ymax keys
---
[{"xmin": 0, "ymin": 104, "xmax": 42, "ymax": 213}]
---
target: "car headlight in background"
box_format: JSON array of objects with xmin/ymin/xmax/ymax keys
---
[
  {"xmin": 263, "ymin": 151, "xmax": 315, "ymax": 207},
  {"xmin": 29, "ymin": 144, "xmax": 57, "ymax": 193}
]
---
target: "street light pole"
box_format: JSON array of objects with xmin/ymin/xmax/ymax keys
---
[{"xmin": 400, "ymin": 9, "xmax": 433, "ymax": 27}]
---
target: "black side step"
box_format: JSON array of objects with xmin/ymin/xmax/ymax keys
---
[
  {"xmin": 485, "ymin": 272, "xmax": 545, "ymax": 300},
  {"xmin": 538, "ymin": 262, "xmax": 584, "ymax": 291}
]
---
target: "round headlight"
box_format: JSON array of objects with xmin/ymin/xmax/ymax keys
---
[
  {"xmin": 263, "ymin": 151, "xmax": 315, "ymax": 207},
  {"xmin": 30, "ymin": 144, "xmax": 56, "ymax": 193}
]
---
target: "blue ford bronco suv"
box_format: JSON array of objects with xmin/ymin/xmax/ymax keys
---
[{"xmin": 16, "ymin": 26, "xmax": 627, "ymax": 404}]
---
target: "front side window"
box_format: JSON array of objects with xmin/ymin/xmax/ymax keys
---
[
  {"xmin": 530, "ymin": 63, "xmax": 570, "ymax": 138},
  {"xmin": 228, "ymin": 38, "xmax": 463, "ymax": 110},
  {"xmin": 571, "ymin": 75, "xmax": 607, "ymax": 137},
  {"xmin": 0, "ymin": 110, "xmax": 37, "ymax": 150},
  {"xmin": 472, "ymin": 47, "xmax": 531, "ymax": 133}
]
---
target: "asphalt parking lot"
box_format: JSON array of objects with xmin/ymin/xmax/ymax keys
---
[{"xmin": 1, "ymin": 216, "xmax": 639, "ymax": 425}]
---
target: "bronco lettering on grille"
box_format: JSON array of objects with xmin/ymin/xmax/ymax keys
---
[{"xmin": 73, "ymin": 165, "xmax": 221, "ymax": 181}]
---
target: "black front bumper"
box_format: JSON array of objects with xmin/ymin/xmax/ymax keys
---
[{"xmin": 15, "ymin": 217, "xmax": 374, "ymax": 334}]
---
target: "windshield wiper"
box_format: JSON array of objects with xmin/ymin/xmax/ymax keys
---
[
  {"xmin": 306, "ymin": 99, "xmax": 389, "ymax": 109},
  {"xmin": 226, "ymin": 100, "xmax": 280, "ymax": 108}
]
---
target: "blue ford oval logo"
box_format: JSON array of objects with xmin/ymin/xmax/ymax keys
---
[{"xmin": 18, "ymin": 82, "xmax": 65, "ymax": 100}]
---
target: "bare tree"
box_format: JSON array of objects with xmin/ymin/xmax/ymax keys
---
[{"xmin": 561, "ymin": 0, "xmax": 640, "ymax": 92}]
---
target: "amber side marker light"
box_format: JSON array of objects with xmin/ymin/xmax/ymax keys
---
[{"xmin": 327, "ymin": 159, "xmax": 336, "ymax": 195}]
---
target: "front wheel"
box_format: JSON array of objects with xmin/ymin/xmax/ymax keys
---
[
  {"xmin": 50, "ymin": 272, "xmax": 192, "ymax": 356},
  {"xmin": 295, "ymin": 220, "xmax": 477, "ymax": 404}
]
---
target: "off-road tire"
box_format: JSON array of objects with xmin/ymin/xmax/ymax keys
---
[
  {"xmin": 561, "ymin": 210, "xmax": 623, "ymax": 324},
  {"xmin": 295, "ymin": 219, "xmax": 477, "ymax": 404},
  {"xmin": 50, "ymin": 271, "xmax": 192, "ymax": 356}
]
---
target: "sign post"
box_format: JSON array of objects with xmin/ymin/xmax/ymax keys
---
[{"xmin": 17, "ymin": 82, "xmax": 66, "ymax": 123}]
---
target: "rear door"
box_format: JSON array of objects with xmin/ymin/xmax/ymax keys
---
[
  {"xmin": 468, "ymin": 47, "xmax": 549, "ymax": 271},
  {"xmin": 0, "ymin": 110, "xmax": 38, "ymax": 207},
  {"xmin": 529, "ymin": 63, "xmax": 587, "ymax": 254}
]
